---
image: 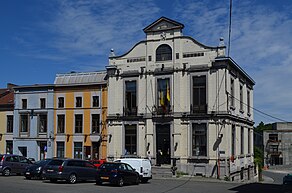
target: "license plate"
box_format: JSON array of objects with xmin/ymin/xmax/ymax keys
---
[
  {"xmin": 47, "ymin": 169, "xmax": 54, "ymax": 172},
  {"xmin": 101, "ymin": 177, "xmax": 109, "ymax": 180}
]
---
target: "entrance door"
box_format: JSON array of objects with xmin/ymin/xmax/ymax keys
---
[
  {"xmin": 156, "ymin": 124, "xmax": 171, "ymax": 165},
  {"xmin": 39, "ymin": 142, "xmax": 47, "ymax": 160},
  {"xmin": 92, "ymin": 142, "xmax": 100, "ymax": 160}
]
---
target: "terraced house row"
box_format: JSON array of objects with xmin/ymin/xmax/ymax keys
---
[{"xmin": 0, "ymin": 17, "xmax": 255, "ymax": 181}]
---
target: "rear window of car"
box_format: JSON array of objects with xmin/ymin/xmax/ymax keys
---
[
  {"xmin": 0, "ymin": 155, "xmax": 3, "ymax": 160},
  {"xmin": 48, "ymin": 160, "xmax": 64, "ymax": 166},
  {"xmin": 100, "ymin": 163, "xmax": 118, "ymax": 169}
]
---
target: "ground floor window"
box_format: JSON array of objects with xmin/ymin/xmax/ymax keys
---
[
  {"xmin": 18, "ymin": 146, "xmax": 27, "ymax": 157},
  {"xmin": 56, "ymin": 142, "xmax": 65, "ymax": 158},
  {"xmin": 74, "ymin": 142, "xmax": 83, "ymax": 159},
  {"xmin": 192, "ymin": 123, "xmax": 207, "ymax": 156},
  {"xmin": 6, "ymin": 140, "xmax": 13, "ymax": 154},
  {"xmin": 125, "ymin": 125, "xmax": 137, "ymax": 155}
]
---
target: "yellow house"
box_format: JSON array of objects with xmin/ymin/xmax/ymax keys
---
[
  {"xmin": 53, "ymin": 71, "xmax": 108, "ymax": 160},
  {"xmin": 0, "ymin": 84, "xmax": 14, "ymax": 154}
]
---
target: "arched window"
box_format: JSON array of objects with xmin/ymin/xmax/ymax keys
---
[{"xmin": 156, "ymin": 44, "xmax": 172, "ymax": 61}]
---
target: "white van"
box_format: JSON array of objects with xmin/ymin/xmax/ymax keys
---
[{"xmin": 115, "ymin": 158, "xmax": 152, "ymax": 183}]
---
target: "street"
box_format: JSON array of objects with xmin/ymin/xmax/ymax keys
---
[{"xmin": 0, "ymin": 175, "xmax": 291, "ymax": 193}]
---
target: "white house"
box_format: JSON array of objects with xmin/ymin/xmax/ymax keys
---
[{"xmin": 106, "ymin": 17, "xmax": 255, "ymax": 181}]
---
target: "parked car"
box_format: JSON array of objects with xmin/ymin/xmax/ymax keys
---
[
  {"xmin": 96, "ymin": 162, "xmax": 140, "ymax": 187},
  {"xmin": 115, "ymin": 158, "xmax": 152, "ymax": 183},
  {"xmin": 283, "ymin": 173, "xmax": 292, "ymax": 185},
  {"xmin": 89, "ymin": 159, "xmax": 106, "ymax": 168},
  {"xmin": 25, "ymin": 159, "xmax": 52, "ymax": 179},
  {"xmin": 28, "ymin": 158, "xmax": 36, "ymax": 164},
  {"xmin": 0, "ymin": 154, "xmax": 33, "ymax": 176},
  {"xmin": 42, "ymin": 158, "xmax": 97, "ymax": 184}
]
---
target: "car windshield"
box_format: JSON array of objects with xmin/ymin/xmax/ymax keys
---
[
  {"xmin": 99, "ymin": 163, "xmax": 118, "ymax": 169},
  {"xmin": 47, "ymin": 160, "xmax": 64, "ymax": 166},
  {"xmin": 35, "ymin": 159, "xmax": 51, "ymax": 166}
]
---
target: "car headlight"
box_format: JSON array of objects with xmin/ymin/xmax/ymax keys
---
[{"xmin": 36, "ymin": 166, "xmax": 42, "ymax": 171}]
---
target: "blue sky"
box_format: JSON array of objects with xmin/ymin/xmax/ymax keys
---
[{"xmin": 0, "ymin": 0, "xmax": 291, "ymax": 125}]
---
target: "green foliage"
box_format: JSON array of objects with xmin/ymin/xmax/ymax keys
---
[
  {"xmin": 254, "ymin": 146, "xmax": 264, "ymax": 168},
  {"xmin": 254, "ymin": 121, "xmax": 273, "ymax": 132}
]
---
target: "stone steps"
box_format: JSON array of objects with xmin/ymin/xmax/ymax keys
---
[{"xmin": 152, "ymin": 165, "xmax": 174, "ymax": 178}]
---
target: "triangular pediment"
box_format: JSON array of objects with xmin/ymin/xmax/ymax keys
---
[{"xmin": 143, "ymin": 16, "xmax": 184, "ymax": 33}]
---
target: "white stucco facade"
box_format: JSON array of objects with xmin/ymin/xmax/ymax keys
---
[{"xmin": 107, "ymin": 17, "xmax": 255, "ymax": 181}]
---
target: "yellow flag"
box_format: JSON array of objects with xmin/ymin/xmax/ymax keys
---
[
  {"xmin": 166, "ymin": 81, "xmax": 170, "ymax": 102},
  {"xmin": 160, "ymin": 90, "xmax": 164, "ymax": 106}
]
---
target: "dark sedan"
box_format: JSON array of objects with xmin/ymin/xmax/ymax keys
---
[
  {"xmin": 96, "ymin": 162, "xmax": 140, "ymax": 187},
  {"xmin": 25, "ymin": 159, "xmax": 52, "ymax": 179},
  {"xmin": 283, "ymin": 174, "xmax": 292, "ymax": 185}
]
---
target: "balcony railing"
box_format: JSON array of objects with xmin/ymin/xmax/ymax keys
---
[
  {"xmin": 153, "ymin": 105, "xmax": 172, "ymax": 115},
  {"xmin": 190, "ymin": 104, "xmax": 207, "ymax": 114},
  {"xmin": 123, "ymin": 107, "xmax": 138, "ymax": 116}
]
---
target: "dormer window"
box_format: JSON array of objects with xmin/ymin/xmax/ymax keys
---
[{"xmin": 156, "ymin": 44, "xmax": 172, "ymax": 61}]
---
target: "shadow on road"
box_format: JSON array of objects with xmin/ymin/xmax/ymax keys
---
[{"xmin": 230, "ymin": 183, "xmax": 292, "ymax": 193}]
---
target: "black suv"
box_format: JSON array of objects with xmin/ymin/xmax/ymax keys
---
[
  {"xmin": 42, "ymin": 158, "xmax": 97, "ymax": 184},
  {"xmin": 0, "ymin": 154, "xmax": 32, "ymax": 176}
]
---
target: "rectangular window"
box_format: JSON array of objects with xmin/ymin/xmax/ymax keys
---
[
  {"xmin": 231, "ymin": 125, "xmax": 236, "ymax": 156},
  {"xmin": 6, "ymin": 140, "xmax": 13, "ymax": 154},
  {"xmin": 7, "ymin": 115, "xmax": 13, "ymax": 133},
  {"xmin": 22, "ymin": 99, "xmax": 27, "ymax": 109},
  {"xmin": 230, "ymin": 78, "xmax": 235, "ymax": 107},
  {"xmin": 56, "ymin": 142, "xmax": 65, "ymax": 158},
  {"xmin": 92, "ymin": 114, "xmax": 100, "ymax": 133},
  {"xmin": 19, "ymin": 147, "xmax": 27, "ymax": 157},
  {"xmin": 248, "ymin": 128, "xmax": 251, "ymax": 154},
  {"xmin": 57, "ymin": 115, "xmax": 65, "ymax": 133},
  {"xmin": 20, "ymin": 114, "xmax": 28, "ymax": 132},
  {"xmin": 192, "ymin": 123, "xmax": 207, "ymax": 156},
  {"xmin": 58, "ymin": 97, "xmax": 64, "ymax": 108},
  {"xmin": 157, "ymin": 78, "xmax": 171, "ymax": 114},
  {"xmin": 240, "ymin": 85, "xmax": 243, "ymax": 111},
  {"xmin": 76, "ymin": 97, "xmax": 82, "ymax": 107},
  {"xmin": 247, "ymin": 90, "xmax": 251, "ymax": 114},
  {"xmin": 92, "ymin": 96, "xmax": 100, "ymax": 107},
  {"xmin": 39, "ymin": 114, "xmax": 47, "ymax": 133},
  {"xmin": 269, "ymin": 133, "xmax": 278, "ymax": 142},
  {"xmin": 40, "ymin": 98, "xmax": 46, "ymax": 109},
  {"xmin": 192, "ymin": 76, "xmax": 206, "ymax": 114},
  {"xmin": 241, "ymin": 127, "xmax": 244, "ymax": 154},
  {"xmin": 74, "ymin": 142, "xmax": 83, "ymax": 159},
  {"xmin": 148, "ymin": 55, "xmax": 152, "ymax": 61},
  {"xmin": 176, "ymin": 53, "xmax": 179, "ymax": 59},
  {"xmin": 125, "ymin": 81, "xmax": 137, "ymax": 116},
  {"xmin": 75, "ymin": 114, "xmax": 83, "ymax": 133},
  {"xmin": 125, "ymin": 125, "xmax": 137, "ymax": 155}
]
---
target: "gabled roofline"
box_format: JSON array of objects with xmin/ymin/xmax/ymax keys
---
[
  {"xmin": 143, "ymin": 16, "xmax": 184, "ymax": 33},
  {"xmin": 109, "ymin": 36, "xmax": 225, "ymax": 59}
]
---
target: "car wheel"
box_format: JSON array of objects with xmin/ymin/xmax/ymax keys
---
[
  {"xmin": 26, "ymin": 176, "xmax": 31, "ymax": 180},
  {"xmin": 3, "ymin": 168, "xmax": 11, "ymax": 176},
  {"xmin": 134, "ymin": 176, "xmax": 140, "ymax": 185},
  {"xmin": 117, "ymin": 177, "xmax": 124, "ymax": 187},
  {"xmin": 96, "ymin": 180, "xmax": 102, "ymax": 185},
  {"xmin": 141, "ymin": 178, "xmax": 148, "ymax": 183},
  {"xmin": 68, "ymin": 173, "xmax": 77, "ymax": 184}
]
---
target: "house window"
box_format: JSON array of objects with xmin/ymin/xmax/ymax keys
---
[
  {"xmin": 230, "ymin": 78, "xmax": 235, "ymax": 107},
  {"xmin": 6, "ymin": 140, "xmax": 13, "ymax": 154},
  {"xmin": 125, "ymin": 125, "xmax": 137, "ymax": 155},
  {"xmin": 58, "ymin": 97, "xmax": 64, "ymax": 108},
  {"xmin": 92, "ymin": 96, "xmax": 99, "ymax": 107},
  {"xmin": 7, "ymin": 115, "xmax": 13, "ymax": 133},
  {"xmin": 192, "ymin": 76, "xmax": 207, "ymax": 114},
  {"xmin": 247, "ymin": 90, "xmax": 251, "ymax": 114},
  {"xmin": 57, "ymin": 115, "xmax": 65, "ymax": 133},
  {"xmin": 176, "ymin": 53, "xmax": 179, "ymax": 59},
  {"xmin": 156, "ymin": 44, "xmax": 172, "ymax": 61},
  {"xmin": 74, "ymin": 142, "xmax": 83, "ymax": 159},
  {"xmin": 248, "ymin": 128, "xmax": 251, "ymax": 154},
  {"xmin": 241, "ymin": 127, "xmax": 244, "ymax": 154},
  {"xmin": 92, "ymin": 114, "xmax": 100, "ymax": 133},
  {"xmin": 148, "ymin": 55, "xmax": 152, "ymax": 61},
  {"xmin": 39, "ymin": 114, "xmax": 47, "ymax": 133},
  {"xmin": 19, "ymin": 147, "xmax": 27, "ymax": 157},
  {"xmin": 157, "ymin": 78, "xmax": 171, "ymax": 114},
  {"xmin": 269, "ymin": 133, "xmax": 278, "ymax": 142},
  {"xmin": 40, "ymin": 98, "xmax": 46, "ymax": 109},
  {"xmin": 76, "ymin": 97, "xmax": 82, "ymax": 107},
  {"xmin": 192, "ymin": 123, "xmax": 207, "ymax": 156},
  {"xmin": 56, "ymin": 142, "xmax": 65, "ymax": 158},
  {"xmin": 125, "ymin": 81, "xmax": 137, "ymax": 116},
  {"xmin": 240, "ymin": 85, "xmax": 243, "ymax": 111},
  {"xmin": 75, "ymin": 114, "xmax": 83, "ymax": 133},
  {"xmin": 22, "ymin": 99, "xmax": 27, "ymax": 109},
  {"xmin": 20, "ymin": 114, "xmax": 28, "ymax": 132},
  {"xmin": 231, "ymin": 125, "xmax": 236, "ymax": 156}
]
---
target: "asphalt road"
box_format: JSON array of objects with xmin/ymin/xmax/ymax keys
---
[
  {"xmin": 263, "ymin": 170, "xmax": 286, "ymax": 184},
  {"xmin": 0, "ymin": 175, "xmax": 292, "ymax": 193}
]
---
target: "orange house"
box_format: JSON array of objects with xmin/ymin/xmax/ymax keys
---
[{"xmin": 53, "ymin": 71, "xmax": 108, "ymax": 160}]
